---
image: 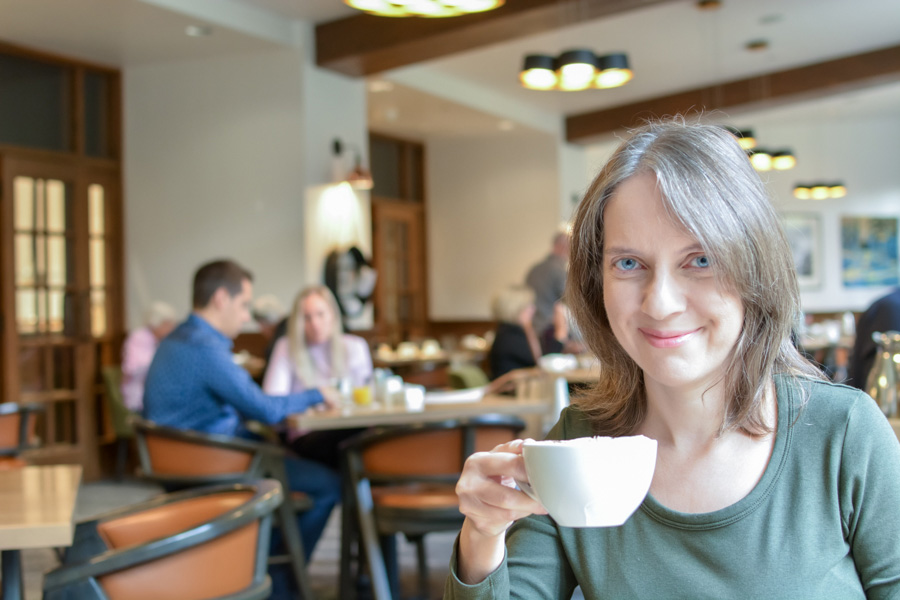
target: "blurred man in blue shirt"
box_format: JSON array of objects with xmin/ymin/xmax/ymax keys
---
[{"xmin": 144, "ymin": 259, "xmax": 340, "ymax": 572}]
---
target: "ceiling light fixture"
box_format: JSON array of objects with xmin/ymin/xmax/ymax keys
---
[
  {"xmin": 520, "ymin": 51, "xmax": 633, "ymax": 91},
  {"xmin": 344, "ymin": 0, "xmax": 503, "ymax": 18},
  {"xmin": 726, "ymin": 127, "xmax": 796, "ymax": 172},
  {"xmin": 696, "ymin": 0, "xmax": 722, "ymax": 10},
  {"xmin": 793, "ymin": 182, "xmax": 847, "ymax": 200}
]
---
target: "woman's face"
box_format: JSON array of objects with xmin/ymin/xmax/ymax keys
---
[
  {"xmin": 302, "ymin": 293, "xmax": 335, "ymax": 345},
  {"xmin": 601, "ymin": 172, "xmax": 744, "ymax": 394}
]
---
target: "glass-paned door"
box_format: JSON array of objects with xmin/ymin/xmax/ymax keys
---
[
  {"xmin": 372, "ymin": 200, "xmax": 426, "ymax": 343},
  {"xmin": 1, "ymin": 156, "xmax": 115, "ymax": 475}
]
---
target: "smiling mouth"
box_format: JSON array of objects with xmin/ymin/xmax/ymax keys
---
[{"xmin": 639, "ymin": 328, "xmax": 699, "ymax": 348}]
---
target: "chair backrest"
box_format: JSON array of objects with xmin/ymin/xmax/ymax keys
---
[
  {"xmin": 101, "ymin": 366, "xmax": 135, "ymax": 439},
  {"xmin": 448, "ymin": 364, "xmax": 490, "ymax": 390},
  {"xmin": 348, "ymin": 415, "xmax": 525, "ymax": 483},
  {"xmin": 0, "ymin": 402, "xmax": 42, "ymax": 462},
  {"xmin": 44, "ymin": 480, "xmax": 280, "ymax": 600},
  {"xmin": 132, "ymin": 418, "xmax": 273, "ymax": 487}
]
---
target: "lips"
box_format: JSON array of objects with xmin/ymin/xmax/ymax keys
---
[{"xmin": 639, "ymin": 328, "xmax": 699, "ymax": 348}]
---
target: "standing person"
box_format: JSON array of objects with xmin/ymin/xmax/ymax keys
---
[
  {"xmin": 447, "ymin": 120, "xmax": 900, "ymax": 598},
  {"xmin": 263, "ymin": 285, "xmax": 373, "ymax": 469},
  {"xmin": 143, "ymin": 259, "xmax": 341, "ymax": 567},
  {"xmin": 488, "ymin": 285, "xmax": 542, "ymax": 380},
  {"xmin": 525, "ymin": 230, "xmax": 570, "ymax": 348},
  {"xmin": 120, "ymin": 301, "xmax": 177, "ymax": 411},
  {"xmin": 847, "ymin": 287, "xmax": 900, "ymax": 390}
]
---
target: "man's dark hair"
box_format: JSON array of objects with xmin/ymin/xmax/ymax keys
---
[{"xmin": 192, "ymin": 259, "xmax": 253, "ymax": 309}]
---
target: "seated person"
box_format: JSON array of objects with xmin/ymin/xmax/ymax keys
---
[
  {"xmin": 121, "ymin": 301, "xmax": 176, "ymax": 412},
  {"xmin": 540, "ymin": 301, "xmax": 586, "ymax": 356},
  {"xmin": 263, "ymin": 285, "xmax": 372, "ymax": 469},
  {"xmin": 489, "ymin": 285, "xmax": 542, "ymax": 379},
  {"xmin": 447, "ymin": 120, "xmax": 900, "ymax": 598},
  {"xmin": 143, "ymin": 259, "xmax": 340, "ymax": 567},
  {"xmin": 847, "ymin": 286, "xmax": 900, "ymax": 390}
]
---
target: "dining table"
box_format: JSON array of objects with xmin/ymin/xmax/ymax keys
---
[
  {"xmin": 0, "ymin": 464, "xmax": 82, "ymax": 600},
  {"xmin": 287, "ymin": 392, "xmax": 551, "ymax": 433}
]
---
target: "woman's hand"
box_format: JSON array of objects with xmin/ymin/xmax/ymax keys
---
[{"xmin": 456, "ymin": 439, "xmax": 547, "ymax": 584}]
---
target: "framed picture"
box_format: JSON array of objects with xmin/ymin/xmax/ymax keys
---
[
  {"xmin": 781, "ymin": 213, "xmax": 821, "ymax": 289},
  {"xmin": 841, "ymin": 216, "xmax": 900, "ymax": 288}
]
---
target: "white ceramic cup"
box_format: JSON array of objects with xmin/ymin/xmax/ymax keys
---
[
  {"xmin": 404, "ymin": 384, "xmax": 426, "ymax": 412},
  {"xmin": 520, "ymin": 435, "xmax": 657, "ymax": 528}
]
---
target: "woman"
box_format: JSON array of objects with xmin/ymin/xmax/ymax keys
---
[
  {"xmin": 263, "ymin": 285, "xmax": 372, "ymax": 468},
  {"xmin": 447, "ymin": 120, "xmax": 900, "ymax": 598},
  {"xmin": 489, "ymin": 285, "xmax": 542, "ymax": 379},
  {"xmin": 121, "ymin": 300, "xmax": 177, "ymax": 411}
]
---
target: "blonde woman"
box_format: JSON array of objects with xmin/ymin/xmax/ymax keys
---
[{"xmin": 263, "ymin": 285, "xmax": 372, "ymax": 467}]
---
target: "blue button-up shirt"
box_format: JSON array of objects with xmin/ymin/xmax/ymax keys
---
[{"xmin": 143, "ymin": 314, "xmax": 322, "ymax": 436}]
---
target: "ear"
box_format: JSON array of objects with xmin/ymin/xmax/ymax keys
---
[{"xmin": 210, "ymin": 286, "xmax": 231, "ymax": 309}]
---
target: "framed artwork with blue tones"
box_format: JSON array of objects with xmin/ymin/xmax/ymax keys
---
[
  {"xmin": 841, "ymin": 216, "xmax": 899, "ymax": 288},
  {"xmin": 781, "ymin": 213, "xmax": 821, "ymax": 290}
]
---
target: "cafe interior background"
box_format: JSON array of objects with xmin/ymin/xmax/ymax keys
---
[{"xmin": 1, "ymin": 0, "xmax": 900, "ymax": 478}]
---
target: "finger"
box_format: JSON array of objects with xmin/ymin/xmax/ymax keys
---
[
  {"xmin": 467, "ymin": 450, "xmax": 531, "ymax": 482},
  {"xmin": 458, "ymin": 478, "xmax": 547, "ymax": 523}
]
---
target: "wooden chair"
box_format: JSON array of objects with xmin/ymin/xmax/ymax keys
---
[
  {"xmin": 131, "ymin": 418, "xmax": 315, "ymax": 599},
  {"xmin": 45, "ymin": 480, "xmax": 280, "ymax": 600},
  {"xmin": 340, "ymin": 415, "xmax": 525, "ymax": 600},
  {"xmin": 0, "ymin": 401, "xmax": 43, "ymax": 469},
  {"xmin": 100, "ymin": 366, "xmax": 136, "ymax": 480},
  {"xmin": 447, "ymin": 364, "xmax": 489, "ymax": 390}
]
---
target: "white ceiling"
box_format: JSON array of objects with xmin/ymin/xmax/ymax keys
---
[{"xmin": 1, "ymin": 0, "xmax": 900, "ymax": 141}]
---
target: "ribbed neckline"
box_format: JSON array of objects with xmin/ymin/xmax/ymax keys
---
[{"xmin": 639, "ymin": 375, "xmax": 795, "ymax": 530}]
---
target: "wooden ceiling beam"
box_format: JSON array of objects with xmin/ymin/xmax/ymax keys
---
[
  {"xmin": 566, "ymin": 44, "xmax": 900, "ymax": 143},
  {"xmin": 316, "ymin": 0, "xmax": 680, "ymax": 77}
]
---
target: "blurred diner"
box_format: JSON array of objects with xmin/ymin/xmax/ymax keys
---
[
  {"xmin": 848, "ymin": 286, "xmax": 900, "ymax": 390},
  {"xmin": 488, "ymin": 285, "xmax": 542, "ymax": 380},
  {"xmin": 525, "ymin": 230, "xmax": 570, "ymax": 347},
  {"xmin": 263, "ymin": 284, "xmax": 373, "ymax": 469},
  {"xmin": 120, "ymin": 300, "xmax": 176, "ymax": 412},
  {"xmin": 141, "ymin": 259, "xmax": 342, "ymax": 590}
]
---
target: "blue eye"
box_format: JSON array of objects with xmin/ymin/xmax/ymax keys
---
[
  {"xmin": 614, "ymin": 258, "xmax": 640, "ymax": 271},
  {"xmin": 690, "ymin": 255, "xmax": 711, "ymax": 268}
]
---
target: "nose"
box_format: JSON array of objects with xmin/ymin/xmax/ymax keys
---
[{"xmin": 641, "ymin": 269, "xmax": 686, "ymax": 320}]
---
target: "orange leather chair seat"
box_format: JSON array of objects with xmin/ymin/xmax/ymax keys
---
[{"xmin": 371, "ymin": 484, "xmax": 459, "ymax": 510}]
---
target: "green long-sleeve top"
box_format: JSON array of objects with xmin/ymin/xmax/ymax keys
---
[{"xmin": 446, "ymin": 375, "xmax": 900, "ymax": 599}]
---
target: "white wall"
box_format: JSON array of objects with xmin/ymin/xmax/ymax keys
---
[
  {"xmin": 427, "ymin": 131, "xmax": 561, "ymax": 320},
  {"xmin": 124, "ymin": 49, "xmax": 308, "ymax": 327},
  {"xmin": 124, "ymin": 32, "xmax": 370, "ymax": 329}
]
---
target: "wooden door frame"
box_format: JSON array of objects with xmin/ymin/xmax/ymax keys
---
[{"xmin": 0, "ymin": 151, "xmax": 122, "ymax": 476}]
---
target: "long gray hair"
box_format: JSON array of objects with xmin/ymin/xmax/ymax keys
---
[{"xmin": 568, "ymin": 119, "xmax": 822, "ymax": 437}]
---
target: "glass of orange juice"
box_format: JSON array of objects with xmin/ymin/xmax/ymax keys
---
[{"xmin": 352, "ymin": 385, "xmax": 372, "ymax": 406}]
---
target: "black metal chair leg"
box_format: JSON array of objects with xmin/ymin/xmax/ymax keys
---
[
  {"xmin": 115, "ymin": 438, "xmax": 129, "ymax": 480},
  {"xmin": 412, "ymin": 535, "xmax": 429, "ymax": 600},
  {"xmin": 267, "ymin": 457, "xmax": 316, "ymax": 600}
]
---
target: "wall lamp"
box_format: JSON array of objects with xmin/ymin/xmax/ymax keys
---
[{"xmin": 333, "ymin": 139, "xmax": 373, "ymax": 190}]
